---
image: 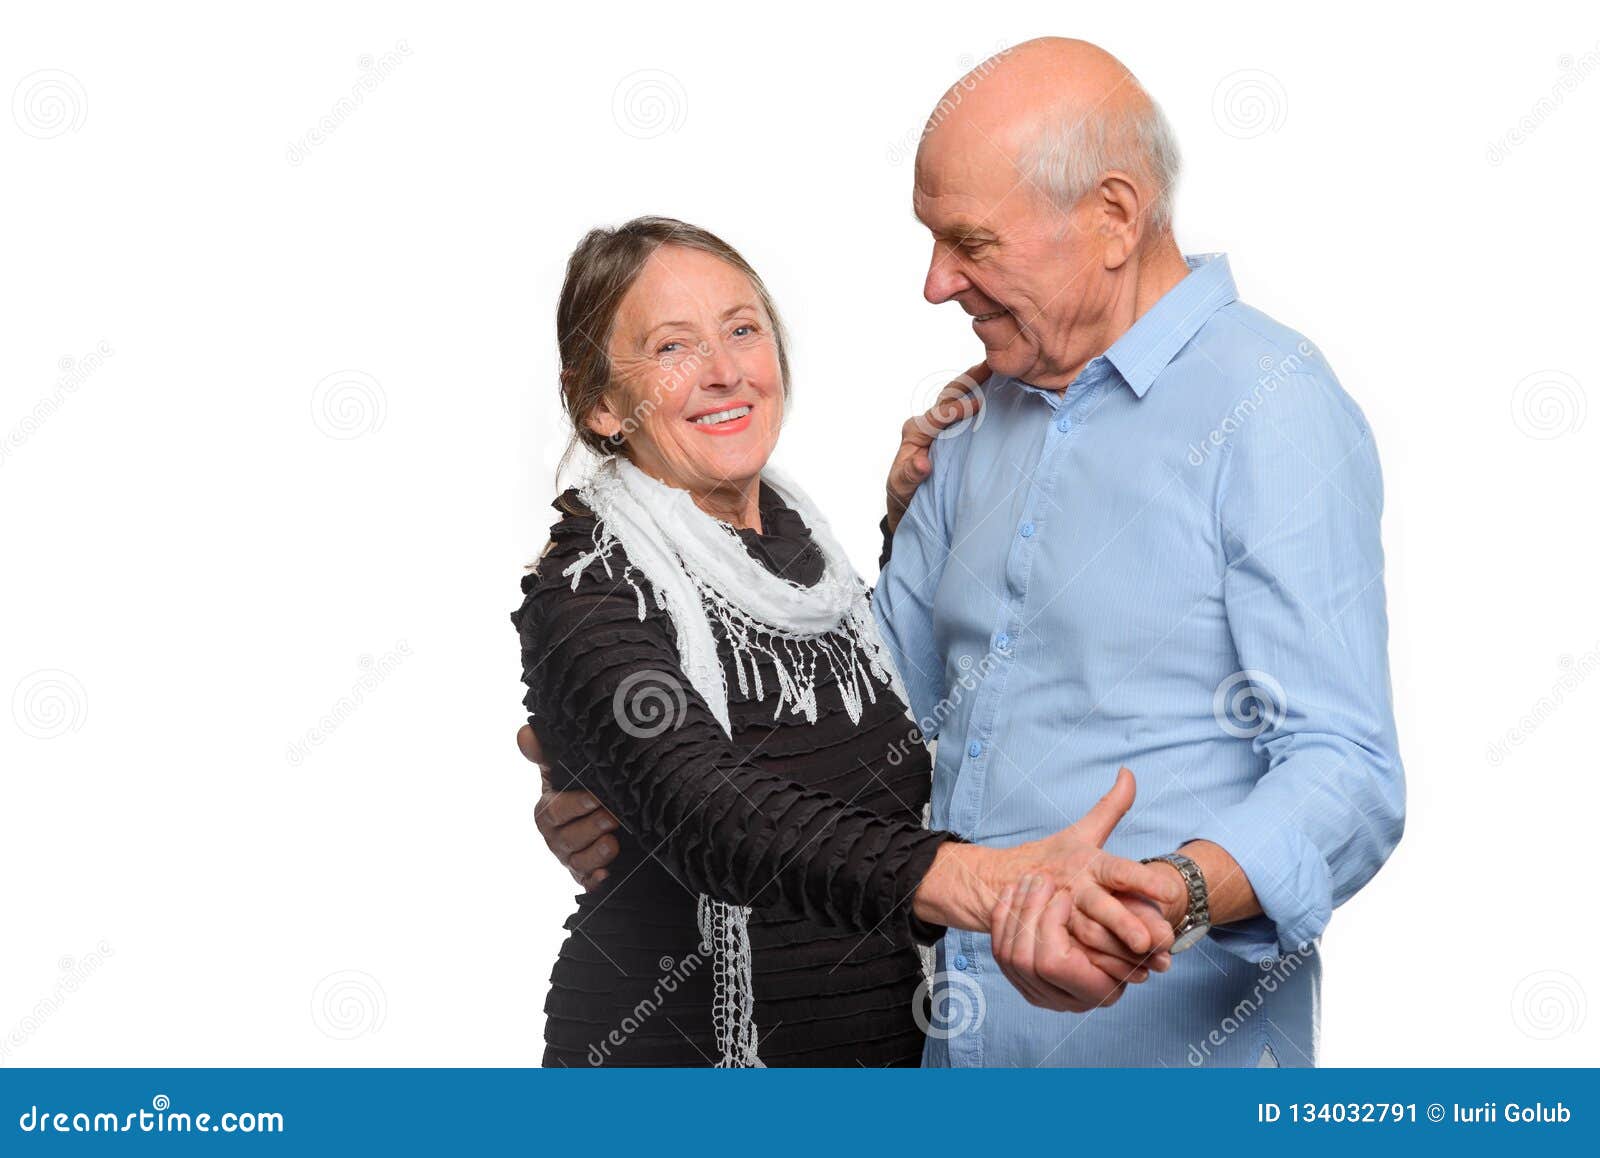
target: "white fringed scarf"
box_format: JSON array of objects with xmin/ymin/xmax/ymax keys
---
[{"xmin": 562, "ymin": 455, "xmax": 911, "ymax": 1067}]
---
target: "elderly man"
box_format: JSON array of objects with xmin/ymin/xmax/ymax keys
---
[{"xmin": 527, "ymin": 37, "xmax": 1404, "ymax": 1067}]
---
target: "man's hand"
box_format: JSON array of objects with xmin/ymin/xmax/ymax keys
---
[
  {"xmin": 886, "ymin": 362, "xmax": 990, "ymax": 533},
  {"xmin": 519, "ymin": 724, "xmax": 621, "ymax": 891},
  {"xmin": 991, "ymin": 873, "xmax": 1143, "ymax": 1011},
  {"xmin": 1069, "ymin": 894, "xmax": 1173, "ymax": 976}
]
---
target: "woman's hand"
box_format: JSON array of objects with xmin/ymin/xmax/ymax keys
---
[
  {"xmin": 519, "ymin": 724, "xmax": 622, "ymax": 890},
  {"xmin": 886, "ymin": 362, "xmax": 989, "ymax": 533}
]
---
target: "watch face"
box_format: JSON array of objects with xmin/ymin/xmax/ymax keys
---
[{"xmin": 1172, "ymin": 923, "xmax": 1210, "ymax": 953}]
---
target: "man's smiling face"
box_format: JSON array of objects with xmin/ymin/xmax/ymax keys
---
[{"xmin": 914, "ymin": 119, "xmax": 1115, "ymax": 390}]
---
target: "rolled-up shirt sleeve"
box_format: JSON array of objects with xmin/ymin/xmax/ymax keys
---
[{"xmin": 1196, "ymin": 371, "xmax": 1405, "ymax": 962}]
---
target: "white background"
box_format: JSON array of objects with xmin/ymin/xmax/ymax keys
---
[{"xmin": 3, "ymin": 0, "xmax": 1597, "ymax": 1067}]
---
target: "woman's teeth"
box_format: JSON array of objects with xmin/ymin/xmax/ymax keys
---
[
  {"xmin": 974, "ymin": 310, "xmax": 1006, "ymax": 322},
  {"xmin": 690, "ymin": 405, "xmax": 752, "ymax": 426}
]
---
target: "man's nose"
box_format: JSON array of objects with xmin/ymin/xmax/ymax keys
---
[{"xmin": 923, "ymin": 243, "xmax": 968, "ymax": 304}]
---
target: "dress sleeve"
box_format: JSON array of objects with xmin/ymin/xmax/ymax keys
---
[{"xmin": 512, "ymin": 509, "xmax": 953, "ymax": 944}]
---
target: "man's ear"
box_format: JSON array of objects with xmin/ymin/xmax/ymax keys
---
[{"xmin": 1097, "ymin": 171, "xmax": 1143, "ymax": 269}]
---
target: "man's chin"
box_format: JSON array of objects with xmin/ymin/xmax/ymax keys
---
[{"xmin": 979, "ymin": 347, "xmax": 1032, "ymax": 381}]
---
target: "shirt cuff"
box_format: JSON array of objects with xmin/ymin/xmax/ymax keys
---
[{"xmin": 1188, "ymin": 806, "xmax": 1333, "ymax": 964}]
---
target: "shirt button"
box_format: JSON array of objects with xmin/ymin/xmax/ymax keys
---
[
  {"xmin": 1055, "ymin": 413, "xmax": 1072, "ymax": 433},
  {"xmin": 1019, "ymin": 521, "xmax": 1035, "ymax": 539},
  {"xmin": 994, "ymin": 632, "xmax": 1011, "ymax": 652},
  {"xmin": 967, "ymin": 740, "xmax": 983, "ymax": 758},
  {"xmin": 954, "ymin": 954, "xmax": 970, "ymax": 971}
]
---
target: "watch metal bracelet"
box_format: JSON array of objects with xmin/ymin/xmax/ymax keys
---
[{"xmin": 1141, "ymin": 850, "xmax": 1211, "ymax": 952}]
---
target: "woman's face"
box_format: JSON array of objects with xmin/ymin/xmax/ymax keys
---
[{"xmin": 589, "ymin": 245, "xmax": 783, "ymax": 500}]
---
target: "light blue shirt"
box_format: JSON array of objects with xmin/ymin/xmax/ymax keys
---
[{"xmin": 874, "ymin": 254, "xmax": 1404, "ymax": 1067}]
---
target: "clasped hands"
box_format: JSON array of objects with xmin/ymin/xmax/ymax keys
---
[
  {"xmin": 908, "ymin": 765, "xmax": 1181, "ymax": 1012},
  {"xmin": 521, "ymin": 724, "xmax": 1182, "ymax": 1014}
]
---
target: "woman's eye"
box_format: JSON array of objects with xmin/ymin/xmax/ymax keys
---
[
  {"xmin": 657, "ymin": 341, "xmax": 682, "ymax": 354},
  {"xmin": 731, "ymin": 324, "xmax": 756, "ymax": 338}
]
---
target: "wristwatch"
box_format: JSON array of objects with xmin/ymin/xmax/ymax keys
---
[{"xmin": 1141, "ymin": 851, "xmax": 1211, "ymax": 952}]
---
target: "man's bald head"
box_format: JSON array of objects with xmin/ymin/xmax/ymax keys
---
[
  {"xmin": 910, "ymin": 37, "xmax": 1189, "ymax": 389},
  {"xmin": 916, "ymin": 37, "xmax": 1179, "ymax": 235}
]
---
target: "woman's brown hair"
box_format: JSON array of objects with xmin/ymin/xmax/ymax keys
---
[{"xmin": 555, "ymin": 216, "xmax": 791, "ymax": 466}]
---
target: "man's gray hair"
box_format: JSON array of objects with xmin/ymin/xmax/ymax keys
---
[{"xmin": 1017, "ymin": 94, "xmax": 1181, "ymax": 236}]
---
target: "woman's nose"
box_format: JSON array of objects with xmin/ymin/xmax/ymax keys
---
[{"xmin": 697, "ymin": 340, "xmax": 742, "ymax": 390}]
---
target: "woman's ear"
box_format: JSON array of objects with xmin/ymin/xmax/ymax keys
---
[{"xmin": 585, "ymin": 395, "xmax": 625, "ymax": 442}]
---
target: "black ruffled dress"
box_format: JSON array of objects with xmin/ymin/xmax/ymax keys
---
[{"xmin": 511, "ymin": 483, "xmax": 948, "ymax": 1067}]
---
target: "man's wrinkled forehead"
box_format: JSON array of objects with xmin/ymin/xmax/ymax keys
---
[
  {"xmin": 912, "ymin": 196, "xmax": 997, "ymax": 246},
  {"xmin": 912, "ymin": 123, "xmax": 1025, "ymax": 237}
]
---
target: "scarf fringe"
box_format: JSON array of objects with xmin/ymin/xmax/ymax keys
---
[
  {"xmin": 691, "ymin": 571, "xmax": 885, "ymax": 727},
  {"xmin": 566, "ymin": 515, "xmax": 893, "ymax": 731},
  {"xmin": 697, "ymin": 895, "xmax": 763, "ymax": 1068}
]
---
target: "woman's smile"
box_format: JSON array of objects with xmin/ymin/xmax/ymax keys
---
[{"xmin": 687, "ymin": 402, "xmax": 754, "ymax": 435}]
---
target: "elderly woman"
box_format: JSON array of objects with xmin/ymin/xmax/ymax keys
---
[{"xmin": 511, "ymin": 217, "xmax": 1179, "ymax": 1067}]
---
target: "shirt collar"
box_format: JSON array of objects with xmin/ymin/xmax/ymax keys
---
[{"xmin": 1103, "ymin": 252, "xmax": 1238, "ymax": 398}]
